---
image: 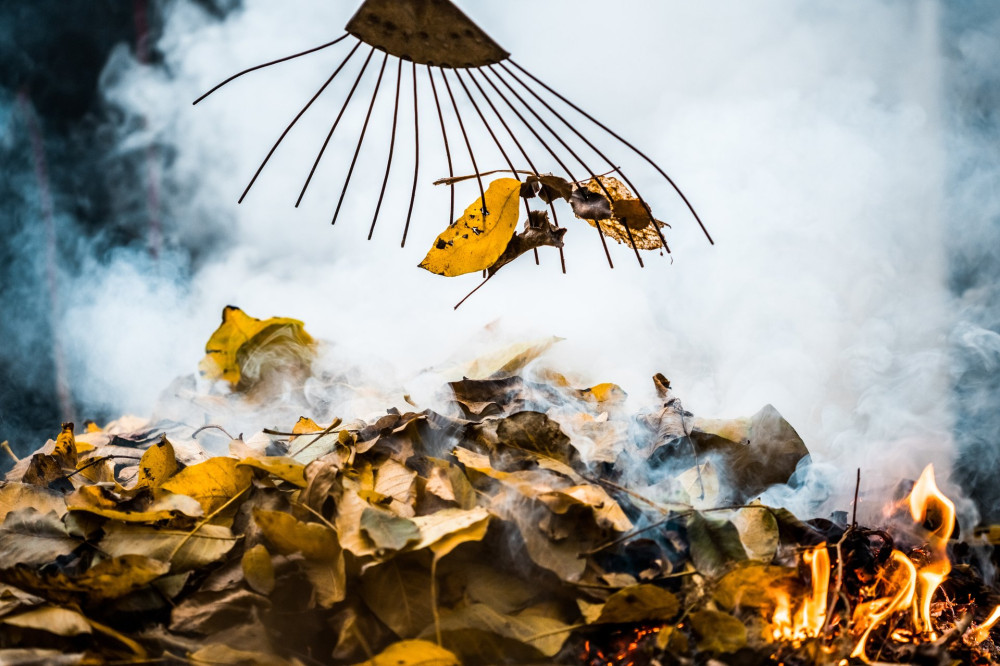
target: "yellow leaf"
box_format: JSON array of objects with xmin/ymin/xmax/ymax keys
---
[
  {"xmin": 238, "ymin": 456, "xmax": 307, "ymax": 487},
  {"xmin": 159, "ymin": 457, "xmax": 252, "ymax": 515},
  {"xmin": 134, "ymin": 437, "xmax": 178, "ymax": 490},
  {"xmin": 352, "ymin": 639, "xmax": 460, "ymax": 666},
  {"xmin": 53, "ymin": 422, "xmax": 77, "ymax": 467},
  {"xmin": 0, "ymin": 483, "xmax": 66, "ymax": 524},
  {"xmin": 198, "ymin": 305, "xmax": 314, "ymax": 388},
  {"xmin": 241, "ymin": 544, "xmax": 275, "ymax": 595},
  {"xmin": 575, "ymin": 176, "xmax": 666, "ymax": 250},
  {"xmin": 66, "ymin": 485, "xmax": 201, "ymax": 523},
  {"xmin": 2, "ymin": 606, "xmax": 91, "ymax": 636},
  {"xmin": 253, "ymin": 509, "xmax": 345, "ymax": 607},
  {"xmin": 419, "ymin": 178, "xmax": 522, "ymax": 277},
  {"xmin": 593, "ymin": 585, "xmax": 679, "ymax": 624},
  {"xmin": 100, "ymin": 523, "xmax": 237, "ymax": 573}
]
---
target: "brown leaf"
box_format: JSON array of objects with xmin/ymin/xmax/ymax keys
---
[
  {"xmin": 487, "ymin": 210, "xmax": 567, "ymax": 277},
  {"xmin": 253, "ymin": 509, "xmax": 345, "ymax": 607},
  {"xmin": 688, "ymin": 609, "xmax": 748, "ymax": 653},
  {"xmin": 360, "ymin": 558, "xmax": 434, "ymax": 638},
  {"xmin": 574, "ymin": 176, "xmax": 668, "ymax": 250},
  {"xmin": 430, "ymin": 602, "xmax": 571, "ymax": 658},
  {"xmin": 1, "ymin": 606, "xmax": 91, "ymax": 636},
  {"xmin": 99, "ymin": 522, "xmax": 238, "ymax": 572},
  {"xmin": 170, "ymin": 588, "xmax": 271, "ymax": 635},
  {"xmin": 0, "ymin": 483, "xmax": 66, "ymax": 524},
  {"xmin": 569, "ymin": 186, "xmax": 612, "ymax": 220},
  {"xmin": 0, "ymin": 509, "xmax": 80, "ymax": 567}
]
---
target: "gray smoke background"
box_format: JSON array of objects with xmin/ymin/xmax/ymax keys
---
[{"xmin": 2, "ymin": 1, "xmax": 999, "ymax": 523}]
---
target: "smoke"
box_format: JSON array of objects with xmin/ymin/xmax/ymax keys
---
[{"xmin": 10, "ymin": 1, "xmax": 999, "ymax": 520}]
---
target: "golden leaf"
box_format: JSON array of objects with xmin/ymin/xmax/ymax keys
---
[
  {"xmin": 198, "ymin": 305, "xmax": 314, "ymax": 388},
  {"xmin": 159, "ymin": 457, "xmax": 252, "ymax": 515},
  {"xmin": 99, "ymin": 523, "xmax": 238, "ymax": 572},
  {"xmin": 134, "ymin": 437, "xmax": 178, "ymax": 490},
  {"xmin": 419, "ymin": 178, "xmax": 522, "ymax": 277},
  {"xmin": 593, "ymin": 584, "xmax": 679, "ymax": 624},
  {"xmin": 351, "ymin": 639, "xmax": 459, "ymax": 666},
  {"xmin": 241, "ymin": 544, "xmax": 276, "ymax": 595},
  {"xmin": 52, "ymin": 422, "xmax": 77, "ymax": 468},
  {"xmin": 253, "ymin": 509, "xmax": 345, "ymax": 607},
  {"xmin": 237, "ymin": 456, "xmax": 307, "ymax": 487}
]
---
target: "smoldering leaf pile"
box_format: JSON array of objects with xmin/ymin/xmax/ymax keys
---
[{"xmin": 1, "ymin": 307, "xmax": 998, "ymax": 665}]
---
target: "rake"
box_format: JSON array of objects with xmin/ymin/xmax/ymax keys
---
[{"xmin": 193, "ymin": 0, "xmax": 712, "ymax": 270}]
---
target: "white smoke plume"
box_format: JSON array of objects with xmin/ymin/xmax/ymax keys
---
[{"xmin": 53, "ymin": 1, "xmax": 997, "ymax": 522}]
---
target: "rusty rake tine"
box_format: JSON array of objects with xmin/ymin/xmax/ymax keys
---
[
  {"xmin": 239, "ymin": 40, "xmax": 361, "ymax": 204},
  {"xmin": 369, "ymin": 59, "xmax": 403, "ymax": 240},
  {"xmin": 468, "ymin": 70, "xmax": 565, "ymax": 272},
  {"xmin": 453, "ymin": 69, "xmax": 530, "ymax": 225},
  {"xmin": 194, "ymin": 33, "xmax": 351, "ymax": 105},
  {"xmin": 509, "ymin": 60, "xmax": 712, "ymax": 245},
  {"xmin": 500, "ymin": 62, "xmax": 670, "ymax": 256},
  {"xmin": 332, "ymin": 51, "xmax": 388, "ymax": 226},
  {"xmin": 455, "ymin": 70, "xmax": 537, "ymax": 265},
  {"xmin": 296, "ymin": 45, "xmax": 372, "ymax": 208},
  {"xmin": 426, "ymin": 65, "xmax": 455, "ymax": 226},
  {"xmin": 439, "ymin": 69, "xmax": 487, "ymax": 218},
  {"xmin": 402, "ymin": 61, "xmax": 420, "ymax": 247},
  {"xmin": 483, "ymin": 66, "xmax": 615, "ymax": 269}
]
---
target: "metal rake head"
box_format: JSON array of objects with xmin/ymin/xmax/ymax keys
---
[{"xmin": 193, "ymin": 0, "xmax": 712, "ymax": 271}]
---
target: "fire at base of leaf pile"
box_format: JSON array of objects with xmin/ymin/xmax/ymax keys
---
[{"xmin": 2, "ymin": 307, "xmax": 1000, "ymax": 666}]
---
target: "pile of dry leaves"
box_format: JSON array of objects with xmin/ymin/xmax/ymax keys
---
[{"xmin": 1, "ymin": 308, "xmax": 998, "ymax": 665}]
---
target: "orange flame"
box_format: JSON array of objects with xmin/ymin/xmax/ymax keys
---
[
  {"xmin": 972, "ymin": 605, "xmax": 1000, "ymax": 644},
  {"xmin": 770, "ymin": 543, "xmax": 830, "ymax": 642},
  {"xmin": 851, "ymin": 550, "xmax": 917, "ymax": 660},
  {"xmin": 907, "ymin": 464, "xmax": 956, "ymax": 637}
]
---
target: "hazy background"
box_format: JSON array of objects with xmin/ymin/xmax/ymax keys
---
[{"xmin": 2, "ymin": 1, "xmax": 998, "ymax": 520}]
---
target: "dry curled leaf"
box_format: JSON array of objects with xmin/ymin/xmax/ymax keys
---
[
  {"xmin": 419, "ymin": 178, "xmax": 522, "ymax": 277},
  {"xmin": 198, "ymin": 306, "xmax": 314, "ymax": 389},
  {"xmin": 574, "ymin": 176, "xmax": 668, "ymax": 250}
]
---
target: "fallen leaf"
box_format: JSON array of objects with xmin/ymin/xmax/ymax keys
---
[
  {"xmin": 160, "ymin": 456, "xmax": 252, "ymax": 515},
  {"xmin": 688, "ymin": 608, "xmax": 748, "ymax": 653},
  {"xmin": 0, "ymin": 483, "xmax": 66, "ymax": 524},
  {"xmin": 351, "ymin": 639, "xmax": 459, "ymax": 666},
  {"xmin": 360, "ymin": 558, "xmax": 434, "ymax": 638},
  {"xmin": 241, "ymin": 544, "xmax": 275, "ymax": 595},
  {"xmin": 686, "ymin": 512, "xmax": 747, "ymax": 578},
  {"xmin": 361, "ymin": 508, "xmax": 421, "ymax": 552},
  {"xmin": 593, "ymin": 584, "xmax": 679, "ymax": 624},
  {"xmin": 713, "ymin": 562, "xmax": 797, "ymax": 611},
  {"xmin": 99, "ymin": 522, "xmax": 238, "ymax": 572},
  {"xmin": 0, "ymin": 509, "xmax": 80, "ymax": 567},
  {"xmin": 732, "ymin": 505, "xmax": 780, "ymax": 562},
  {"xmin": 419, "ymin": 178, "xmax": 522, "ymax": 277},
  {"xmin": 133, "ymin": 436, "xmax": 178, "ymax": 490},
  {"xmin": 253, "ymin": 508, "xmax": 345, "ymax": 607},
  {"xmin": 431, "ymin": 602, "xmax": 571, "ymax": 658},
  {"xmin": 237, "ymin": 456, "xmax": 307, "ymax": 487},
  {"xmin": 198, "ymin": 305, "xmax": 314, "ymax": 389},
  {"xmin": 1, "ymin": 606, "xmax": 91, "ymax": 636}
]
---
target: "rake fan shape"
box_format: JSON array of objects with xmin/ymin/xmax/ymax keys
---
[{"xmin": 194, "ymin": 0, "xmax": 712, "ymax": 270}]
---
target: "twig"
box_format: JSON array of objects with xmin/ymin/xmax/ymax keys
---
[
  {"xmin": 454, "ymin": 273, "xmax": 495, "ymax": 310},
  {"xmin": 524, "ymin": 622, "xmax": 589, "ymax": 643},
  {"xmin": 852, "ymin": 467, "xmax": 861, "ymax": 528},
  {"xmin": 192, "ymin": 424, "xmax": 235, "ymax": 440},
  {"xmin": 580, "ymin": 474, "xmax": 676, "ymax": 515},
  {"xmin": 1, "ymin": 440, "xmax": 19, "ymax": 463}
]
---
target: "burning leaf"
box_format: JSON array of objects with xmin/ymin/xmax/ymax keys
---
[
  {"xmin": 418, "ymin": 178, "xmax": 522, "ymax": 277},
  {"xmin": 713, "ymin": 562, "xmax": 798, "ymax": 610},
  {"xmin": 198, "ymin": 306, "xmax": 314, "ymax": 389},
  {"xmin": 351, "ymin": 639, "xmax": 459, "ymax": 666}
]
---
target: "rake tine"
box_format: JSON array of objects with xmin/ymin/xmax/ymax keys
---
[
  {"xmin": 454, "ymin": 70, "xmax": 536, "ymax": 264},
  {"xmin": 490, "ymin": 65, "xmax": 643, "ymax": 268},
  {"xmin": 332, "ymin": 51, "xmax": 388, "ymax": 225},
  {"xmin": 453, "ymin": 70, "xmax": 525, "ymax": 209},
  {"xmin": 296, "ymin": 45, "xmax": 373, "ymax": 208},
  {"xmin": 239, "ymin": 40, "xmax": 361, "ymax": 204},
  {"xmin": 369, "ymin": 58, "xmax": 403, "ymax": 240},
  {"xmin": 439, "ymin": 69, "xmax": 487, "ymax": 219},
  {"xmin": 481, "ymin": 67, "xmax": 616, "ymax": 269},
  {"xmin": 193, "ymin": 34, "xmax": 351, "ymax": 105},
  {"xmin": 500, "ymin": 63, "xmax": 670, "ymax": 255},
  {"xmin": 509, "ymin": 59, "xmax": 712, "ymax": 245},
  {"xmin": 402, "ymin": 60, "xmax": 420, "ymax": 248},
  {"xmin": 467, "ymin": 70, "xmax": 566, "ymax": 272},
  {"xmin": 426, "ymin": 65, "xmax": 455, "ymax": 227}
]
